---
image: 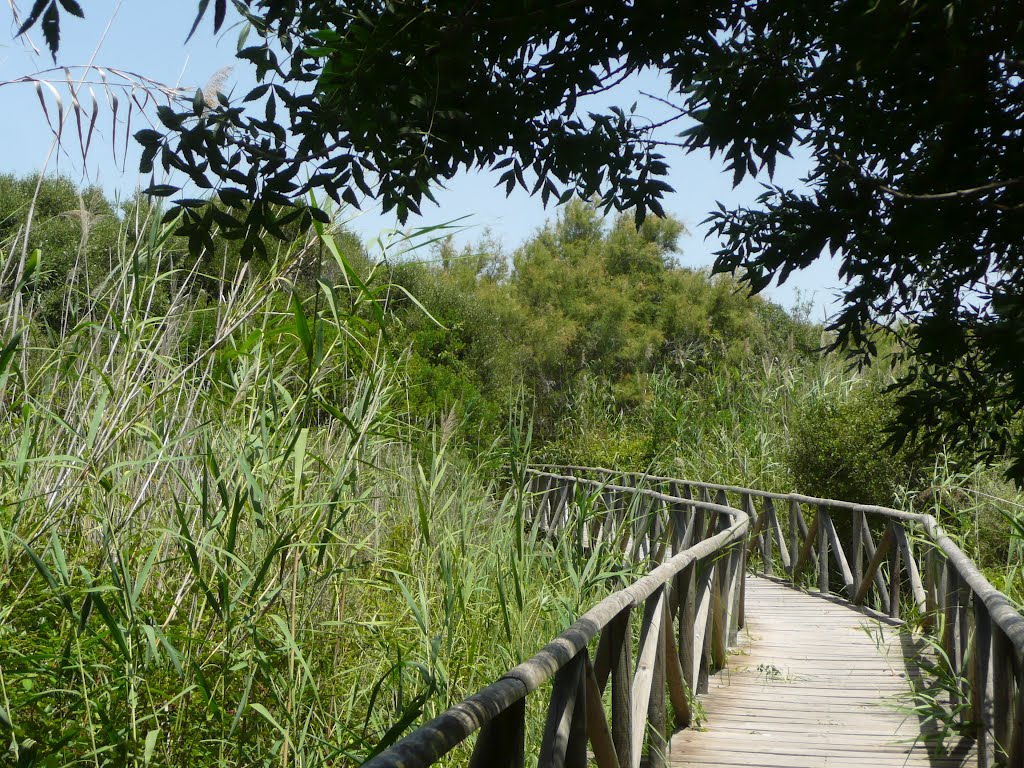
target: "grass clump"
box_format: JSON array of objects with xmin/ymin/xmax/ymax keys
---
[{"xmin": 0, "ymin": 201, "xmax": 634, "ymax": 766}]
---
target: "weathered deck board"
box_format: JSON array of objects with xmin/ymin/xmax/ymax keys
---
[{"xmin": 667, "ymin": 575, "xmax": 976, "ymax": 767}]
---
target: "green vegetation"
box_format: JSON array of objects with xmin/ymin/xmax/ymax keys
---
[
  {"xmin": 25, "ymin": 1, "xmax": 1023, "ymax": 486},
  {"xmin": 0, "ymin": 174, "xmax": 121, "ymax": 330},
  {"xmin": 786, "ymin": 380, "xmax": 922, "ymax": 505},
  {"xmin": 0, "ymin": 180, "xmax": 649, "ymax": 765},
  {"xmin": 2, "ymin": 174, "xmax": 1023, "ymax": 765},
  {"xmin": 385, "ymin": 199, "xmax": 820, "ymax": 475}
]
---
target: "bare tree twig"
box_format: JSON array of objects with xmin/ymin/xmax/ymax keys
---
[{"xmin": 835, "ymin": 153, "xmax": 1024, "ymax": 202}]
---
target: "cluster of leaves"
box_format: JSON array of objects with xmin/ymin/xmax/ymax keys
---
[
  {"xmin": 14, "ymin": 0, "xmax": 84, "ymax": 58},
  {"xmin": 696, "ymin": 2, "xmax": 1024, "ymax": 480},
  {"xmin": 21, "ymin": 0, "xmax": 686, "ymax": 259}
]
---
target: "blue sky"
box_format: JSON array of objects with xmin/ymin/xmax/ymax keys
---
[{"xmin": 1, "ymin": 1, "xmax": 842, "ymax": 320}]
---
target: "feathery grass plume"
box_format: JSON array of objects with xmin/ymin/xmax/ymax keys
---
[{"xmin": 201, "ymin": 65, "xmax": 233, "ymax": 111}]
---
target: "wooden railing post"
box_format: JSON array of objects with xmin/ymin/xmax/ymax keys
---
[
  {"xmin": 697, "ymin": 486, "xmax": 711, "ymax": 543},
  {"xmin": 632, "ymin": 587, "xmax": 665, "ymax": 768},
  {"xmin": 735, "ymin": 541, "xmax": 746, "ymax": 633},
  {"xmin": 469, "ymin": 696, "xmax": 526, "ymax": 768},
  {"xmin": 548, "ymin": 479, "xmax": 563, "ymax": 532},
  {"xmin": 761, "ymin": 498, "xmax": 773, "ymax": 576},
  {"xmin": 663, "ymin": 586, "xmax": 692, "ymax": 729},
  {"xmin": 524, "ymin": 473, "xmax": 538, "ymax": 524},
  {"xmin": 741, "ymin": 493, "xmax": 763, "ymax": 574},
  {"xmin": 820, "ymin": 505, "xmax": 854, "ymax": 598},
  {"xmin": 682, "ymin": 483, "xmax": 696, "ymax": 546},
  {"xmin": 851, "ymin": 524, "xmax": 892, "ymax": 614},
  {"xmin": 924, "ymin": 545, "xmax": 938, "ymax": 619},
  {"xmin": 817, "ymin": 504, "xmax": 830, "ymax": 595},
  {"xmin": 710, "ymin": 561, "xmax": 728, "ymax": 670},
  {"xmin": 852, "ymin": 510, "xmax": 865, "ymax": 598},
  {"xmin": 647, "ymin": 593, "xmax": 669, "ymax": 768},
  {"xmin": 993, "ymin": 626, "xmax": 1012, "ymax": 764},
  {"xmin": 892, "ymin": 524, "xmax": 927, "ymax": 619},
  {"xmin": 538, "ymin": 651, "xmax": 587, "ymax": 768},
  {"xmin": 669, "ymin": 482, "xmax": 686, "ymax": 556},
  {"xmin": 638, "ymin": 489, "xmax": 653, "ymax": 561},
  {"xmin": 941, "ymin": 559, "xmax": 971, "ymax": 717},
  {"xmin": 612, "ymin": 477, "xmax": 626, "ymax": 546},
  {"xmin": 596, "ymin": 489, "xmax": 610, "ymax": 548},
  {"xmin": 536, "ymin": 473, "xmax": 551, "ymax": 525},
  {"xmin": 544, "ymin": 478, "xmax": 558, "ymax": 532},
  {"xmin": 693, "ymin": 561, "xmax": 715, "ymax": 694},
  {"xmin": 583, "ymin": 654, "xmax": 620, "ymax": 768},
  {"xmin": 765, "ymin": 497, "xmax": 790, "ymax": 576},
  {"xmin": 792, "ymin": 500, "xmax": 819, "ymax": 585},
  {"xmin": 713, "ymin": 490, "xmax": 739, "ymax": 650},
  {"xmin": 678, "ymin": 562, "xmax": 696, "ymax": 695},
  {"xmin": 942, "ymin": 561, "xmax": 958, "ymax": 676},
  {"xmin": 857, "ymin": 522, "xmax": 892, "ymax": 614},
  {"xmin": 1008, "ymin": 656, "xmax": 1024, "ymax": 768},
  {"xmin": 956, "ymin": 572, "xmax": 972, "ymax": 720},
  {"xmin": 972, "ymin": 597, "xmax": 992, "ymax": 763},
  {"xmin": 888, "ymin": 522, "xmax": 901, "ymax": 620},
  {"xmin": 788, "ymin": 498, "xmax": 799, "ymax": 581},
  {"xmin": 608, "ymin": 607, "xmax": 633, "ymax": 768}
]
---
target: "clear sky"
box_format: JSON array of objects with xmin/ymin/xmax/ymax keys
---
[{"xmin": 1, "ymin": 1, "xmax": 843, "ymax": 320}]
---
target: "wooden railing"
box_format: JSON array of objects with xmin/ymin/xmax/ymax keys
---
[
  {"xmin": 364, "ymin": 467, "xmax": 750, "ymax": 768},
  {"xmin": 365, "ymin": 464, "xmax": 1024, "ymax": 768},
  {"xmin": 546, "ymin": 465, "xmax": 1024, "ymax": 768}
]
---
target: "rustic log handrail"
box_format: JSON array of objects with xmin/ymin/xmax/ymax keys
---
[
  {"xmin": 367, "ymin": 464, "xmax": 1024, "ymax": 768},
  {"xmin": 535, "ymin": 464, "xmax": 1024, "ymax": 767},
  {"xmin": 365, "ymin": 468, "xmax": 750, "ymax": 768}
]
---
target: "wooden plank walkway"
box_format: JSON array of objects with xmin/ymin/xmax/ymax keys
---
[{"xmin": 667, "ymin": 576, "xmax": 977, "ymax": 767}]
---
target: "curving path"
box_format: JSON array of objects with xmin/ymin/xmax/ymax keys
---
[
  {"xmin": 668, "ymin": 576, "xmax": 976, "ymax": 768},
  {"xmin": 367, "ymin": 468, "xmax": 1024, "ymax": 768}
]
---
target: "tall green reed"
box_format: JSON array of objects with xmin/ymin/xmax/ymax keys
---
[{"xmin": 0, "ymin": 205, "xmax": 627, "ymax": 767}]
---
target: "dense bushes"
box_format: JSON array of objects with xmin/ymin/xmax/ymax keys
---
[
  {"xmin": 784, "ymin": 381, "xmax": 923, "ymax": 505},
  {"xmin": 0, "ymin": 173, "xmax": 122, "ymax": 329},
  {"xmin": 385, "ymin": 199, "xmax": 820, "ymax": 447}
]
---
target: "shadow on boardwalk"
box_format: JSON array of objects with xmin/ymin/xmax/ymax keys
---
[{"xmin": 666, "ymin": 576, "xmax": 977, "ymax": 768}]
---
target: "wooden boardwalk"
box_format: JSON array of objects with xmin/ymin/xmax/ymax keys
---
[
  {"xmin": 371, "ymin": 470, "xmax": 1023, "ymax": 768},
  {"xmin": 668, "ymin": 576, "xmax": 977, "ymax": 767}
]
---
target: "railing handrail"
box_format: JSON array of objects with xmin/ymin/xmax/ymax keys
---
[
  {"xmin": 535, "ymin": 464, "xmax": 1024, "ymax": 662},
  {"xmin": 367, "ymin": 463, "xmax": 1024, "ymax": 768},
  {"xmin": 364, "ymin": 467, "xmax": 750, "ymax": 768},
  {"xmin": 533, "ymin": 463, "xmax": 927, "ymax": 519}
]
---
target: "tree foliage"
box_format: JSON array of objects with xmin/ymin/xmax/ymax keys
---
[
  {"xmin": 785, "ymin": 382, "xmax": 923, "ymax": 506},
  {"xmin": 17, "ymin": 1, "xmax": 1024, "ymax": 475},
  {"xmin": 0, "ymin": 173, "xmax": 120, "ymax": 328},
  {"xmin": 387, "ymin": 199, "xmax": 817, "ymax": 434}
]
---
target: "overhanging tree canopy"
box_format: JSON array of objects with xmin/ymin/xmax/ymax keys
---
[{"xmin": 18, "ymin": 0, "xmax": 1024, "ymax": 476}]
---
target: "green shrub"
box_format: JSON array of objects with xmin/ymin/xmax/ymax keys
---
[
  {"xmin": 785, "ymin": 382, "xmax": 922, "ymax": 505},
  {"xmin": 0, "ymin": 173, "xmax": 122, "ymax": 330}
]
